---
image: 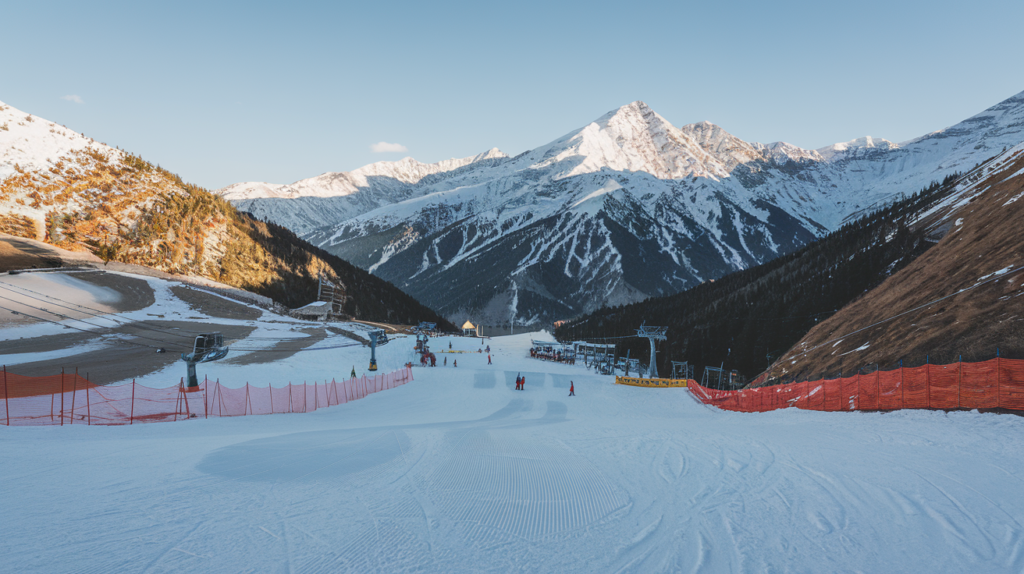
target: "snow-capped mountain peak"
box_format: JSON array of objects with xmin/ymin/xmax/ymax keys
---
[
  {"xmin": 680, "ymin": 120, "xmax": 765, "ymax": 170},
  {"xmin": 817, "ymin": 136, "xmax": 898, "ymax": 161},
  {"xmin": 531, "ymin": 101, "xmax": 732, "ymax": 181},
  {"xmin": 754, "ymin": 141, "xmax": 824, "ymax": 164}
]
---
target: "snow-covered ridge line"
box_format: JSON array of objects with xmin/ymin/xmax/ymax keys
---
[
  {"xmin": 0, "ymin": 99, "xmax": 124, "ymax": 181},
  {"xmin": 219, "ymin": 148, "xmax": 509, "ymax": 200}
]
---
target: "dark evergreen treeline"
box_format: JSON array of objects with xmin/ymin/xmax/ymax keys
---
[
  {"xmin": 234, "ymin": 213, "xmax": 458, "ymax": 330},
  {"xmin": 555, "ymin": 174, "xmax": 962, "ymax": 383}
]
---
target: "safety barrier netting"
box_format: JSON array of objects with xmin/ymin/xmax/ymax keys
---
[
  {"xmin": 0, "ymin": 367, "xmax": 414, "ymax": 426},
  {"xmin": 688, "ymin": 357, "xmax": 1024, "ymax": 413}
]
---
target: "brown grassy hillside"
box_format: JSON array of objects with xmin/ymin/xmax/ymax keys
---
[
  {"xmin": 0, "ymin": 147, "xmax": 455, "ymax": 328},
  {"xmin": 767, "ymin": 146, "xmax": 1024, "ymax": 381}
]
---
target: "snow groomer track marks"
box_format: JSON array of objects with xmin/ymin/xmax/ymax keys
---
[
  {"xmin": 425, "ymin": 429, "xmax": 629, "ymax": 542},
  {"xmin": 5, "ymin": 334, "xmax": 1024, "ymax": 573}
]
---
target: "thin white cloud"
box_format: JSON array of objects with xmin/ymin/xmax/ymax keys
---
[
  {"xmin": 61, "ymin": 95, "xmax": 84, "ymax": 104},
  {"xmin": 371, "ymin": 141, "xmax": 407, "ymax": 153}
]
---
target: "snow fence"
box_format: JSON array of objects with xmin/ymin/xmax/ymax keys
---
[
  {"xmin": 0, "ymin": 367, "xmax": 413, "ymax": 426},
  {"xmin": 689, "ymin": 357, "xmax": 1024, "ymax": 412}
]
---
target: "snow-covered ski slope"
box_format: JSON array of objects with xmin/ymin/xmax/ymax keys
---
[{"xmin": 2, "ymin": 334, "xmax": 1023, "ymax": 573}]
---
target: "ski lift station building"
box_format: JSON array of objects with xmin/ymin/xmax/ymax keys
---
[
  {"xmin": 462, "ymin": 320, "xmax": 481, "ymax": 337},
  {"xmin": 291, "ymin": 300, "xmax": 332, "ymax": 321}
]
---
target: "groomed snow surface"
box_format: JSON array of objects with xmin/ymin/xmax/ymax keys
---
[{"xmin": 2, "ymin": 334, "xmax": 1024, "ymax": 573}]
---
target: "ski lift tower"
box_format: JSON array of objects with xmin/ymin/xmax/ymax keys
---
[
  {"xmin": 367, "ymin": 329, "xmax": 390, "ymax": 371},
  {"xmin": 181, "ymin": 333, "xmax": 229, "ymax": 388},
  {"xmin": 636, "ymin": 323, "xmax": 668, "ymax": 378}
]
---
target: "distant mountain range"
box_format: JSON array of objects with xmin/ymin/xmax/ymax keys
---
[{"xmin": 220, "ymin": 91, "xmax": 1024, "ymax": 327}]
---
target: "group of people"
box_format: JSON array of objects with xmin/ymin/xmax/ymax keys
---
[
  {"xmin": 529, "ymin": 348, "xmax": 576, "ymax": 365},
  {"xmin": 513, "ymin": 373, "xmax": 576, "ymax": 396}
]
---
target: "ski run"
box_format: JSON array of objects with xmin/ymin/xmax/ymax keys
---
[{"xmin": 2, "ymin": 281, "xmax": 1023, "ymax": 573}]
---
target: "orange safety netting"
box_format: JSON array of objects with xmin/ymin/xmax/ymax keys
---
[
  {"xmin": 0, "ymin": 367, "xmax": 414, "ymax": 426},
  {"xmin": 688, "ymin": 357, "xmax": 1024, "ymax": 413}
]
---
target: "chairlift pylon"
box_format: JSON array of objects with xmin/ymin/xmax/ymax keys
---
[
  {"xmin": 368, "ymin": 329, "xmax": 389, "ymax": 371},
  {"xmin": 635, "ymin": 322, "xmax": 668, "ymax": 378}
]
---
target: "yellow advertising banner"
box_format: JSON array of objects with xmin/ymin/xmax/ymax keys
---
[{"xmin": 615, "ymin": 376, "xmax": 690, "ymax": 388}]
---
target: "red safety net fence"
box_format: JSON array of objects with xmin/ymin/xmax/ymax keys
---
[
  {"xmin": 689, "ymin": 357, "xmax": 1024, "ymax": 413},
  {"xmin": 0, "ymin": 366, "xmax": 414, "ymax": 426}
]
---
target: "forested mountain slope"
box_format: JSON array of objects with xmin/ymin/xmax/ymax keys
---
[
  {"xmin": 767, "ymin": 143, "xmax": 1024, "ymax": 382},
  {"xmin": 555, "ymin": 171, "xmax": 971, "ymax": 381}
]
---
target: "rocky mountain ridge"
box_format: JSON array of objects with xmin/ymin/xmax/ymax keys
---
[{"xmin": 221, "ymin": 91, "xmax": 1024, "ymax": 326}]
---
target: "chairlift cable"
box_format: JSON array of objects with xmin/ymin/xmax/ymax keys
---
[
  {"xmin": 0, "ymin": 303, "xmax": 167, "ymax": 351},
  {"xmin": 0, "ymin": 295, "xmax": 193, "ymax": 350},
  {"xmin": 0, "ymin": 281, "xmax": 362, "ymax": 344},
  {"xmin": 0, "ymin": 282, "xmax": 202, "ymax": 341}
]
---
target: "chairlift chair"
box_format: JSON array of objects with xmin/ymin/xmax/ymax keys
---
[{"xmin": 181, "ymin": 332, "xmax": 229, "ymax": 388}]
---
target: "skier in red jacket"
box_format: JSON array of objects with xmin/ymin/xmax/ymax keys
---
[{"xmin": 569, "ymin": 381, "xmax": 575, "ymax": 396}]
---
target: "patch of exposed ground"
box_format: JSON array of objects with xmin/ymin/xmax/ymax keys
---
[
  {"xmin": 0, "ymin": 233, "xmax": 102, "ymax": 272},
  {"xmin": 0, "ymin": 269, "xmax": 152, "ymax": 328},
  {"xmin": 1, "ymin": 331, "xmax": 97, "ymax": 355},
  {"xmin": 73, "ymin": 270, "xmax": 156, "ymax": 312},
  {"xmin": 326, "ymin": 325, "xmax": 369, "ymax": 346},
  {"xmin": 0, "ymin": 239, "xmax": 61, "ymax": 272},
  {"xmin": 169, "ymin": 285, "xmax": 262, "ymax": 321}
]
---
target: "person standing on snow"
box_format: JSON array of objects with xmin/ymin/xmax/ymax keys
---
[
  {"xmin": 454, "ymin": 359, "xmax": 457, "ymax": 368},
  {"xmin": 520, "ymin": 374, "xmax": 525, "ymax": 390},
  {"xmin": 449, "ymin": 341, "xmax": 452, "ymax": 350},
  {"xmin": 351, "ymin": 366, "xmax": 357, "ymax": 379},
  {"xmin": 569, "ymin": 381, "xmax": 575, "ymax": 396},
  {"xmin": 488, "ymin": 354, "xmax": 492, "ymax": 365},
  {"xmin": 444, "ymin": 356, "xmax": 447, "ymax": 366}
]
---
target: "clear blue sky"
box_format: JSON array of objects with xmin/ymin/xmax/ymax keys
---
[{"xmin": 3, "ymin": 0, "xmax": 1023, "ymax": 189}]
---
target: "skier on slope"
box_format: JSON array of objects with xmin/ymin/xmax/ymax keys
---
[
  {"xmin": 454, "ymin": 359, "xmax": 457, "ymax": 368},
  {"xmin": 444, "ymin": 356, "xmax": 447, "ymax": 366},
  {"xmin": 520, "ymin": 374, "xmax": 525, "ymax": 390},
  {"xmin": 488, "ymin": 354, "xmax": 492, "ymax": 365},
  {"xmin": 569, "ymin": 381, "xmax": 575, "ymax": 396}
]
